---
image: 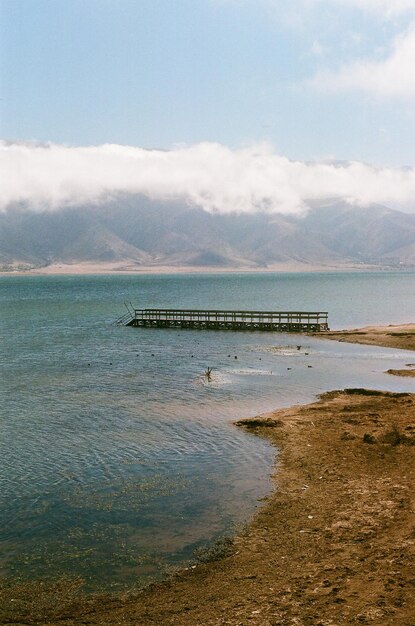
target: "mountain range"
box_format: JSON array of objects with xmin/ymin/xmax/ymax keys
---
[{"xmin": 1, "ymin": 195, "xmax": 414, "ymax": 271}]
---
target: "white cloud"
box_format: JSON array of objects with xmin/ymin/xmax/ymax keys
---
[
  {"xmin": 1, "ymin": 141, "xmax": 415, "ymax": 215},
  {"xmin": 310, "ymin": 22, "xmax": 415, "ymax": 97},
  {"xmin": 310, "ymin": 39, "xmax": 328, "ymax": 55},
  {"xmin": 335, "ymin": 0, "xmax": 415, "ymax": 16},
  {"xmin": 236, "ymin": 0, "xmax": 415, "ymax": 98},
  {"xmin": 302, "ymin": 0, "xmax": 415, "ymax": 17},
  {"xmin": 254, "ymin": 0, "xmax": 415, "ymax": 17}
]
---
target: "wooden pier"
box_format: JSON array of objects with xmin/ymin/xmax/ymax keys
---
[{"xmin": 122, "ymin": 308, "xmax": 329, "ymax": 332}]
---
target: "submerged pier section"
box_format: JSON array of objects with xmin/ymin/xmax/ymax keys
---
[{"xmin": 125, "ymin": 308, "xmax": 329, "ymax": 332}]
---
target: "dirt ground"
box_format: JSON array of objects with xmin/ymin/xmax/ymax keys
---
[{"xmin": 1, "ymin": 328, "xmax": 415, "ymax": 626}]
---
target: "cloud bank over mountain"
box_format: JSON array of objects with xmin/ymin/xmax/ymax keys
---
[{"xmin": 2, "ymin": 141, "xmax": 415, "ymax": 215}]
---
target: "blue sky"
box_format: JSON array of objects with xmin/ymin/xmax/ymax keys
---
[
  {"xmin": 2, "ymin": 0, "xmax": 415, "ymax": 166},
  {"xmin": 2, "ymin": 0, "xmax": 415, "ymax": 216}
]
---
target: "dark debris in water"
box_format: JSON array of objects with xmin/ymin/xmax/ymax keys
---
[
  {"xmin": 345, "ymin": 388, "xmax": 410, "ymax": 398},
  {"xmin": 236, "ymin": 418, "xmax": 283, "ymax": 430},
  {"xmin": 193, "ymin": 536, "xmax": 235, "ymax": 564}
]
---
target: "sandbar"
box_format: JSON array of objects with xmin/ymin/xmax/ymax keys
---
[{"xmin": 318, "ymin": 323, "xmax": 415, "ymax": 352}]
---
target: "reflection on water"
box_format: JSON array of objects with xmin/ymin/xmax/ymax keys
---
[{"xmin": 1, "ymin": 272, "xmax": 414, "ymax": 590}]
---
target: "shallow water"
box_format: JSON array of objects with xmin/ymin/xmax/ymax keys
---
[{"xmin": 0, "ymin": 271, "xmax": 414, "ymax": 590}]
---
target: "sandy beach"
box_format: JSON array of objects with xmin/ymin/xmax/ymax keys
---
[{"xmin": 1, "ymin": 326, "xmax": 414, "ymax": 625}]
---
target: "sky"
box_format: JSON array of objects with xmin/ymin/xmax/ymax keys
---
[{"xmin": 2, "ymin": 0, "xmax": 415, "ymax": 213}]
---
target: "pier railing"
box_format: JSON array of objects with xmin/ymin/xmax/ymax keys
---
[{"xmin": 126, "ymin": 308, "xmax": 329, "ymax": 332}]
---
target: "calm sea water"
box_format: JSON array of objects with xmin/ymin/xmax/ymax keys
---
[{"xmin": 1, "ymin": 271, "xmax": 414, "ymax": 590}]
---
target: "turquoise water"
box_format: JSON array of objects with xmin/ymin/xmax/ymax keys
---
[{"xmin": 1, "ymin": 271, "xmax": 414, "ymax": 590}]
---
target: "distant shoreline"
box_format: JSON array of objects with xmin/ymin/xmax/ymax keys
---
[
  {"xmin": 0, "ymin": 261, "xmax": 413, "ymax": 276},
  {"xmin": 1, "ymin": 324, "xmax": 414, "ymax": 625}
]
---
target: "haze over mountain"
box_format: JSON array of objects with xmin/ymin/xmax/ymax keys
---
[{"xmin": 1, "ymin": 195, "xmax": 414, "ymax": 271}]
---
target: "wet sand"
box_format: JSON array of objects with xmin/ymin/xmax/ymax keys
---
[{"xmin": 1, "ymin": 327, "xmax": 415, "ymax": 625}]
